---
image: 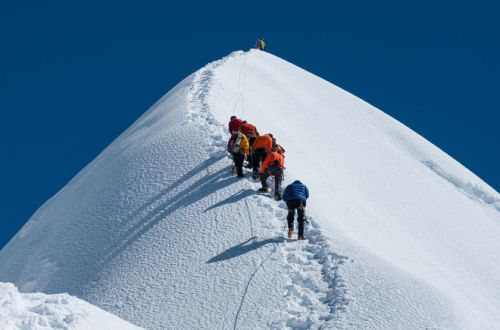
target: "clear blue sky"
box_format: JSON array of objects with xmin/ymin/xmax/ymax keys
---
[{"xmin": 1, "ymin": 1, "xmax": 498, "ymax": 249}]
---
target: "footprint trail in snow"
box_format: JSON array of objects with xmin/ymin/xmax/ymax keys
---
[{"xmin": 187, "ymin": 53, "xmax": 348, "ymax": 329}]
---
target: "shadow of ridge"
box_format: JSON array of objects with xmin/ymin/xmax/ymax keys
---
[
  {"xmin": 204, "ymin": 188, "xmax": 255, "ymax": 212},
  {"xmin": 208, "ymin": 236, "xmax": 285, "ymax": 263}
]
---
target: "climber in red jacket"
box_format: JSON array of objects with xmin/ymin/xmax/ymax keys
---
[{"xmin": 228, "ymin": 116, "xmax": 243, "ymax": 135}]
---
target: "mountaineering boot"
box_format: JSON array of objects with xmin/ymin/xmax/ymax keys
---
[
  {"xmin": 252, "ymin": 170, "xmax": 260, "ymax": 180},
  {"xmin": 274, "ymin": 192, "xmax": 281, "ymax": 201},
  {"xmin": 298, "ymin": 220, "xmax": 305, "ymax": 240},
  {"xmin": 258, "ymin": 185, "xmax": 270, "ymax": 193},
  {"xmin": 236, "ymin": 166, "xmax": 244, "ymax": 178},
  {"xmin": 287, "ymin": 228, "xmax": 294, "ymax": 239}
]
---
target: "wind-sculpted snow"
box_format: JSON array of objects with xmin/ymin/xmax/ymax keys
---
[
  {"xmin": 0, "ymin": 51, "xmax": 346, "ymax": 329},
  {"xmin": 0, "ymin": 282, "xmax": 141, "ymax": 329},
  {"xmin": 1, "ymin": 50, "xmax": 500, "ymax": 329},
  {"xmin": 422, "ymin": 160, "xmax": 500, "ymax": 211}
]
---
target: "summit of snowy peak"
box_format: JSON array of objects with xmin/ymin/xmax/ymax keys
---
[{"xmin": 1, "ymin": 50, "xmax": 499, "ymax": 329}]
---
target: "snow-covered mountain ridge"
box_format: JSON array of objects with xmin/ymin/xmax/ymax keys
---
[{"xmin": 1, "ymin": 50, "xmax": 499, "ymax": 329}]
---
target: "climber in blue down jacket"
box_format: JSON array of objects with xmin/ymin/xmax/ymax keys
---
[{"xmin": 282, "ymin": 180, "xmax": 309, "ymax": 240}]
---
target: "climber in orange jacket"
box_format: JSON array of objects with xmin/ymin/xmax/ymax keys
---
[
  {"xmin": 272, "ymin": 137, "xmax": 285, "ymax": 158},
  {"xmin": 251, "ymin": 133, "xmax": 273, "ymax": 179},
  {"xmin": 258, "ymin": 146, "xmax": 285, "ymax": 200}
]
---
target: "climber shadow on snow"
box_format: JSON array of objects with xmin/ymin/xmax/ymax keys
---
[
  {"xmin": 203, "ymin": 188, "xmax": 255, "ymax": 212},
  {"xmin": 207, "ymin": 236, "xmax": 285, "ymax": 263},
  {"xmin": 124, "ymin": 155, "xmax": 226, "ymax": 225},
  {"xmin": 100, "ymin": 159, "xmax": 241, "ymax": 268}
]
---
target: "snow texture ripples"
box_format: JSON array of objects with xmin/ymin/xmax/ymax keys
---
[{"xmin": 2, "ymin": 49, "xmax": 500, "ymax": 329}]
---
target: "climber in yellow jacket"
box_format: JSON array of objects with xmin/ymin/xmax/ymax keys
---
[{"xmin": 227, "ymin": 131, "xmax": 250, "ymax": 178}]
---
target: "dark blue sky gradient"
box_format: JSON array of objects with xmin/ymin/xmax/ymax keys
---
[{"xmin": 1, "ymin": 1, "xmax": 498, "ymax": 248}]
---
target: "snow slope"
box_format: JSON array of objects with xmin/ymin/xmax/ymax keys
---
[
  {"xmin": 1, "ymin": 50, "xmax": 500, "ymax": 329},
  {"xmin": 0, "ymin": 282, "xmax": 141, "ymax": 329}
]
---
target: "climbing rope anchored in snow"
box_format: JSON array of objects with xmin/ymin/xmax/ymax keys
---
[
  {"xmin": 230, "ymin": 51, "xmax": 247, "ymax": 119},
  {"xmin": 188, "ymin": 50, "xmax": 348, "ymax": 328}
]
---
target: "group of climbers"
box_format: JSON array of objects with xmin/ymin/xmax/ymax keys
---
[
  {"xmin": 227, "ymin": 116, "xmax": 285, "ymax": 199},
  {"xmin": 226, "ymin": 115, "xmax": 309, "ymax": 240}
]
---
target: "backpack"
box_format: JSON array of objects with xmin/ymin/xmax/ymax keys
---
[
  {"xmin": 245, "ymin": 131, "xmax": 256, "ymax": 140},
  {"xmin": 232, "ymin": 134, "xmax": 242, "ymax": 153},
  {"xmin": 267, "ymin": 159, "xmax": 283, "ymax": 176}
]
